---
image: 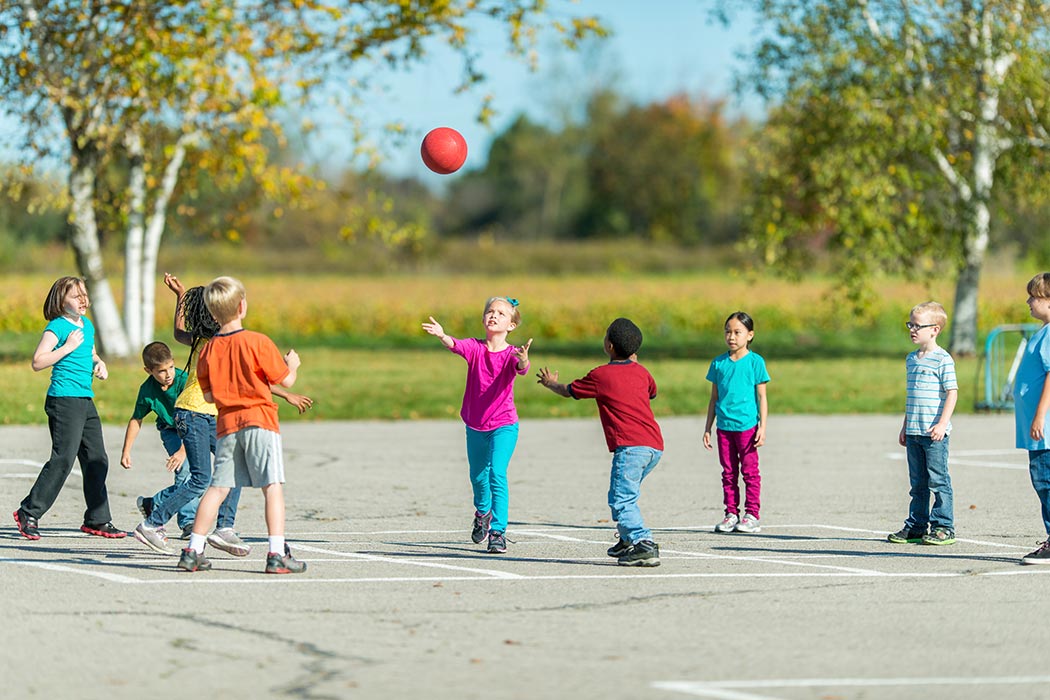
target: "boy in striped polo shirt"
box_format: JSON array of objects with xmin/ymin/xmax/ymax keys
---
[{"xmin": 888, "ymin": 301, "xmax": 959, "ymax": 546}]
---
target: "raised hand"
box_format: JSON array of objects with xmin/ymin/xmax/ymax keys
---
[{"xmin": 422, "ymin": 316, "xmax": 444, "ymax": 337}]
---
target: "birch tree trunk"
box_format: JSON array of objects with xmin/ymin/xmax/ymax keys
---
[
  {"xmin": 69, "ymin": 146, "xmax": 131, "ymax": 358},
  {"xmin": 124, "ymin": 128, "xmax": 146, "ymax": 349}
]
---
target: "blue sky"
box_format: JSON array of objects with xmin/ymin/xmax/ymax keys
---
[{"xmin": 311, "ymin": 0, "xmax": 760, "ymax": 179}]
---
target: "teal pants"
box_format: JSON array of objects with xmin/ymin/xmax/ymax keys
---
[{"xmin": 465, "ymin": 423, "xmax": 519, "ymax": 535}]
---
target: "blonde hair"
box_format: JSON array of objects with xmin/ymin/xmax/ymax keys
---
[
  {"xmin": 203, "ymin": 276, "xmax": 246, "ymax": 325},
  {"xmin": 1027, "ymin": 272, "xmax": 1050, "ymax": 299},
  {"xmin": 42, "ymin": 276, "xmax": 87, "ymax": 321},
  {"xmin": 484, "ymin": 297, "xmax": 521, "ymax": 327},
  {"xmin": 911, "ymin": 301, "xmax": 948, "ymax": 328}
]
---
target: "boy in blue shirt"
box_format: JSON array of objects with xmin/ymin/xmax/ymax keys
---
[
  {"xmin": 888, "ymin": 302, "xmax": 958, "ymax": 546},
  {"xmin": 1015, "ymin": 273, "xmax": 1050, "ymax": 564}
]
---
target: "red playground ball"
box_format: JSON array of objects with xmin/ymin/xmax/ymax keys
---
[{"xmin": 421, "ymin": 127, "xmax": 468, "ymax": 174}]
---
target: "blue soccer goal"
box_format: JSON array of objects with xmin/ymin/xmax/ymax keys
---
[{"xmin": 975, "ymin": 323, "xmax": 1042, "ymax": 411}]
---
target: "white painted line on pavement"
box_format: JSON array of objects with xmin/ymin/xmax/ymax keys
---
[
  {"xmin": 0, "ymin": 558, "xmax": 141, "ymax": 583},
  {"xmin": 653, "ymin": 675, "xmax": 1050, "ymax": 699},
  {"xmin": 293, "ymin": 543, "xmax": 526, "ymax": 579}
]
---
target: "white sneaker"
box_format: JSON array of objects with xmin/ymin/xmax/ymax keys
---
[
  {"xmin": 207, "ymin": 527, "xmax": 252, "ymax": 557},
  {"xmin": 715, "ymin": 513, "xmax": 739, "ymax": 533},
  {"xmin": 134, "ymin": 521, "xmax": 175, "ymax": 555},
  {"xmin": 735, "ymin": 513, "xmax": 761, "ymax": 533}
]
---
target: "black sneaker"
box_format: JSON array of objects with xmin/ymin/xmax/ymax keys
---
[
  {"xmin": 487, "ymin": 531, "xmax": 507, "ymax": 554},
  {"xmin": 177, "ymin": 548, "xmax": 212, "ymax": 572},
  {"xmin": 618, "ymin": 540, "xmax": 660, "ymax": 567},
  {"xmin": 81, "ymin": 522, "xmax": 127, "ymax": 538},
  {"xmin": 136, "ymin": 496, "xmax": 153, "ymax": 519},
  {"xmin": 265, "ymin": 544, "xmax": 307, "ymax": 574},
  {"xmin": 13, "ymin": 509, "xmax": 40, "ymax": 540},
  {"xmin": 180, "ymin": 522, "xmax": 195, "ymax": 540},
  {"xmin": 471, "ymin": 510, "xmax": 492, "ymax": 544},
  {"xmin": 887, "ymin": 526, "xmax": 926, "ymax": 544},
  {"xmin": 1022, "ymin": 540, "xmax": 1050, "ymax": 565},
  {"xmin": 607, "ymin": 537, "xmax": 630, "ymax": 557}
]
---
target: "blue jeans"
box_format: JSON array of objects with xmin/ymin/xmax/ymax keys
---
[
  {"xmin": 147, "ymin": 427, "xmax": 197, "ymax": 529},
  {"xmin": 608, "ymin": 446, "xmax": 662, "ymax": 544},
  {"xmin": 904, "ymin": 434, "xmax": 954, "ymax": 531},
  {"xmin": 1028, "ymin": 449, "xmax": 1050, "ymax": 536},
  {"xmin": 465, "ymin": 423, "xmax": 518, "ymax": 535},
  {"xmin": 146, "ymin": 410, "xmax": 240, "ymax": 530}
]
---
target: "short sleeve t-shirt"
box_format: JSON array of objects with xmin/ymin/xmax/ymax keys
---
[
  {"xmin": 197, "ymin": 329, "xmax": 290, "ymax": 438},
  {"xmin": 1015, "ymin": 324, "xmax": 1050, "ymax": 450},
  {"xmin": 706, "ymin": 351, "xmax": 770, "ymax": 432},
  {"xmin": 132, "ymin": 368, "xmax": 188, "ymax": 431},
  {"xmin": 449, "ymin": 337, "xmax": 528, "ymax": 432},
  {"xmin": 904, "ymin": 347, "xmax": 958, "ymax": 436},
  {"xmin": 174, "ymin": 343, "xmax": 218, "ymax": 416},
  {"xmin": 568, "ymin": 361, "xmax": 664, "ymax": 452},
  {"xmin": 44, "ymin": 316, "xmax": 96, "ymax": 398}
]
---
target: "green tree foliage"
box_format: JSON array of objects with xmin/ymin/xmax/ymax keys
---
[{"xmin": 731, "ymin": 0, "xmax": 1050, "ymax": 354}]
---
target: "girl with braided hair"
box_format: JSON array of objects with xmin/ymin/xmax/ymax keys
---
[{"xmin": 132, "ymin": 273, "xmax": 312, "ymax": 556}]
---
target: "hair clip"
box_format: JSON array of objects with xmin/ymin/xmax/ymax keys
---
[{"xmin": 506, "ymin": 297, "xmax": 519, "ymax": 307}]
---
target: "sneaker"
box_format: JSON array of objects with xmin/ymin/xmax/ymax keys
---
[
  {"xmin": 607, "ymin": 537, "xmax": 631, "ymax": 557},
  {"xmin": 207, "ymin": 527, "xmax": 251, "ymax": 557},
  {"xmin": 715, "ymin": 513, "xmax": 739, "ymax": 533},
  {"xmin": 471, "ymin": 510, "xmax": 492, "ymax": 544},
  {"xmin": 617, "ymin": 540, "xmax": 660, "ymax": 567},
  {"xmin": 136, "ymin": 496, "xmax": 153, "ymax": 519},
  {"xmin": 1021, "ymin": 540, "xmax": 1050, "ymax": 565},
  {"xmin": 180, "ymin": 523, "xmax": 194, "ymax": 540},
  {"xmin": 13, "ymin": 509, "xmax": 40, "ymax": 540},
  {"xmin": 177, "ymin": 547, "xmax": 212, "ymax": 572},
  {"xmin": 81, "ymin": 522, "xmax": 127, "ymax": 538},
  {"xmin": 487, "ymin": 531, "xmax": 507, "ymax": 554},
  {"xmin": 887, "ymin": 526, "xmax": 927, "ymax": 544},
  {"xmin": 735, "ymin": 513, "xmax": 761, "ymax": 533},
  {"xmin": 265, "ymin": 544, "xmax": 307, "ymax": 574},
  {"xmin": 134, "ymin": 521, "xmax": 175, "ymax": 555},
  {"xmin": 921, "ymin": 527, "xmax": 956, "ymax": 546}
]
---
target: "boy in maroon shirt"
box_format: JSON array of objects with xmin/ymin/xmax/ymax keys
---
[{"xmin": 537, "ymin": 318, "xmax": 664, "ymax": 566}]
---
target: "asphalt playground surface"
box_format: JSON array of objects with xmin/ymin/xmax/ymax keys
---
[{"xmin": 3, "ymin": 413, "xmax": 1050, "ymax": 700}]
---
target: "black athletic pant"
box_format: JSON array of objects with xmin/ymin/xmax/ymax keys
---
[{"xmin": 21, "ymin": 396, "xmax": 112, "ymax": 525}]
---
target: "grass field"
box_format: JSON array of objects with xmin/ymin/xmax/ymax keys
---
[{"xmin": 0, "ymin": 265, "xmax": 1024, "ymax": 424}]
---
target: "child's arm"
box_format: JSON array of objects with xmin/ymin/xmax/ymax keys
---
[
  {"xmin": 754, "ymin": 382, "xmax": 768, "ymax": 447},
  {"xmin": 279, "ymin": 349, "xmax": 301, "ymax": 388},
  {"xmin": 536, "ymin": 367, "xmax": 572, "ymax": 398},
  {"xmin": 92, "ymin": 346, "xmax": 107, "ymax": 380},
  {"xmin": 164, "ymin": 273, "xmax": 194, "ymax": 346},
  {"xmin": 422, "ymin": 317, "xmax": 455, "ymax": 349},
  {"xmin": 929, "ymin": 388, "xmax": 958, "ymax": 441},
  {"xmin": 514, "ymin": 338, "xmax": 533, "ymax": 371},
  {"xmin": 31, "ymin": 329, "xmax": 80, "ymax": 372},
  {"xmin": 272, "ymin": 384, "xmax": 313, "ymax": 414},
  {"xmin": 120, "ymin": 418, "xmax": 143, "ymax": 469},
  {"xmin": 1031, "ymin": 379, "xmax": 1050, "ymax": 442},
  {"xmin": 703, "ymin": 384, "xmax": 718, "ymax": 451}
]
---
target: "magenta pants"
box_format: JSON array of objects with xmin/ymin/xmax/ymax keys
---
[{"xmin": 717, "ymin": 427, "xmax": 761, "ymax": 518}]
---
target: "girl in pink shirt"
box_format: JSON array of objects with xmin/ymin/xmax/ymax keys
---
[{"xmin": 423, "ymin": 297, "xmax": 532, "ymax": 553}]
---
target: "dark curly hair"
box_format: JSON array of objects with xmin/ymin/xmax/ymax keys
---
[{"xmin": 606, "ymin": 317, "xmax": 643, "ymax": 359}]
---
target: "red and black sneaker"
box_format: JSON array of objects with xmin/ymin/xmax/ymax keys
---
[
  {"xmin": 80, "ymin": 522, "xmax": 127, "ymax": 538},
  {"xmin": 13, "ymin": 509, "xmax": 40, "ymax": 540}
]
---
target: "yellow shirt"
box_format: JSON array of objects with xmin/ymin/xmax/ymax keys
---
[{"xmin": 174, "ymin": 343, "xmax": 218, "ymax": 416}]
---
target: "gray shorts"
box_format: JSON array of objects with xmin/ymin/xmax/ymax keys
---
[{"xmin": 212, "ymin": 427, "xmax": 285, "ymax": 488}]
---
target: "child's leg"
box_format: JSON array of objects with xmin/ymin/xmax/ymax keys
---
[
  {"xmin": 1029, "ymin": 449, "xmax": 1050, "ymax": 536},
  {"xmin": 608, "ymin": 446, "xmax": 661, "ymax": 543},
  {"xmin": 77, "ymin": 400, "xmax": 113, "ymax": 526},
  {"xmin": 145, "ymin": 412, "xmax": 213, "ymax": 529},
  {"xmin": 21, "ymin": 396, "xmax": 87, "ymax": 518},
  {"xmin": 716, "ymin": 429, "xmax": 742, "ymax": 516},
  {"xmin": 189, "ymin": 486, "xmax": 229, "ymax": 547},
  {"xmin": 925, "ymin": 435, "xmax": 954, "ymax": 531},
  {"xmin": 261, "ymin": 482, "xmax": 285, "ymax": 537},
  {"xmin": 736, "ymin": 427, "xmax": 762, "ymax": 518},
  {"xmin": 485, "ymin": 423, "xmax": 519, "ymax": 535},
  {"xmin": 904, "ymin": 436, "xmax": 931, "ymax": 529},
  {"xmin": 465, "ymin": 427, "xmax": 494, "ymax": 519}
]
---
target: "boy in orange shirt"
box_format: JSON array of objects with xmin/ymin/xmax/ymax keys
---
[{"xmin": 176, "ymin": 276, "xmax": 306, "ymax": 574}]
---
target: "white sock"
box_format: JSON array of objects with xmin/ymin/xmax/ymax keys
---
[
  {"xmin": 189, "ymin": 533, "xmax": 207, "ymax": 553},
  {"xmin": 268, "ymin": 535, "xmax": 285, "ymax": 554}
]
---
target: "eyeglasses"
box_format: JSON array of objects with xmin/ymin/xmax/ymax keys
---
[{"xmin": 905, "ymin": 322, "xmax": 937, "ymax": 331}]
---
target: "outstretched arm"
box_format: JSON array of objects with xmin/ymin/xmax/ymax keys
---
[
  {"xmin": 164, "ymin": 272, "xmax": 193, "ymax": 346},
  {"xmin": 536, "ymin": 367, "xmax": 572, "ymax": 398},
  {"xmin": 514, "ymin": 338, "xmax": 533, "ymax": 371},
  {"xmin": 422, "ymin": 316, "xmax": 455, "ymax": 349},
  {"xmin": 272, "ymin": 384, "xmax": 313, "ymax": 414}
]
